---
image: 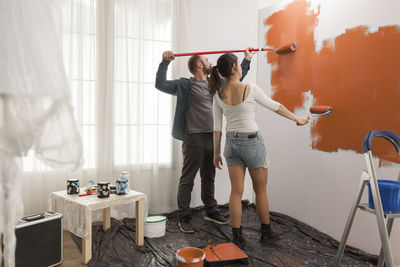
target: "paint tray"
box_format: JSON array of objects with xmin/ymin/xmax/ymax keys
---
[{"xmin": 203, "ymin": 242, "xmax": 248, "ymax": 266}]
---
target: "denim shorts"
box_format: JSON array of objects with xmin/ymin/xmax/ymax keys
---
[{"xmin": 224, "ymin": 131, "xmax": 269, "ymax": 169}]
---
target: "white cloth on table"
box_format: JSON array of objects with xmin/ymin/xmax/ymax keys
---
[{"xmin": 50, "ymin": 190, "xmax": 148, "ymax": 239}]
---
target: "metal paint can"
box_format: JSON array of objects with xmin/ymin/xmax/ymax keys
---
[
  {"xmin": 116, "ymin": 178, "xmax": 128, "ymax": 195},
  {"xmin": 97, "ymin": 182, "xmax": 110, "ymax": 198},
  {"xmin": 176, "ymin": 247, "xmax": 205, "ymax": 267},
  {"xmin": 67, "ymin": 179, "xmax": 80, "ymax": 194}
]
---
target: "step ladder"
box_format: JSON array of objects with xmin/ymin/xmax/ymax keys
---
[{"xmin": 333, "ymin": 130, "xmax": 400, "ymax": 267}]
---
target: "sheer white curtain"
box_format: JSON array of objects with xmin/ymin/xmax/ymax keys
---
[
  {"xmin": 21, "ymin": 0, "xmax": 97, "ymax": 215},
  {"xmin": 21, "ymin": 0, "xmax": 180, "ymax": 216},
  {"xmin": 112, "ymin": 0, "xmax": 178, "ymax": 213},
  {"xmin": 114, "ymin": 0, "xmax": 173, "ymax": 167}
]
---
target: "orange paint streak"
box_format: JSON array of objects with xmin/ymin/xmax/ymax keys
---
[{"xmin": 264, "ymin": 0, "xmax": 400, "ymax": 164}]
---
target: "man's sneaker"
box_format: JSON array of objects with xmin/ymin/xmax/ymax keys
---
[
  {"xmin": 204, "ymin": 211, "xmax": 228, "ymax": 225},
  {"xmin": 178, "ymin": 216, "xmax": 195, "ymax": 233}
]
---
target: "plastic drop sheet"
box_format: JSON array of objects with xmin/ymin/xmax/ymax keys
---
[{"xmin": 71, "ymin": 201, "xmax": 377, "ymax": 267}]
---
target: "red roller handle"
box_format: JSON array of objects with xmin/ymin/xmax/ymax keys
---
[
  {"xmin": 173, "ymin": 48, "xmax": 270, "ymax": 57},
  {"xmin": 172, "ymin": 43, "xmax": 296, "ymax": 57}
]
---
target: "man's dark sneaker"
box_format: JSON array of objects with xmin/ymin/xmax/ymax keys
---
[
  {"xmin": 260, "ymin": 223, "xmax": 281, "ymax": 244},
  {"xmin": 204, "ymin": 211, "xmax": 228, "ymax": 225},
  {"xmin": 178, "ymin": 216, "xmax": 195, "ymax": 233}
]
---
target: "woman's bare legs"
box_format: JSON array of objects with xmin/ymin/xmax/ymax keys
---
[
  {"xmin": 248, "ymin": 167, "xmax": 269, "ymax": 224},
  {"xmin": 248, "ymin": 167, "xmax": 280, "ymax": 242},
  {"xmin": 227, "ymin": 164, "xmax": 246, "ymax": 228}
]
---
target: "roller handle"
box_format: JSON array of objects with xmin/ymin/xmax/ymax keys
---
[
  {"xmin": 173, "ymin": 48, "xmax": 272, "ymax": 57},
  {"xmin": 173, "ymin": 43, "xmax": 295, "ymax": 57},
  {"xmin": 296, "ymin": 116, "xmax": 310, "ymax": 126}
]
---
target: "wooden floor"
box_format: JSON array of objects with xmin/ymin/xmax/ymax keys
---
[{"xmin": 59, "ymin": 230, "xmax": 87, "ymax": 267}]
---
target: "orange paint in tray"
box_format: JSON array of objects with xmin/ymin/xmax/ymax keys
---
[{"xmin": 202, "ymin": 243, "xmax": 248, "ymax": 266}]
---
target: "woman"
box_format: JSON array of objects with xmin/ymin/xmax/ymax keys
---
[{"xmin": 209, "ymin": 53, "xmax": 308, "ymax": 247}]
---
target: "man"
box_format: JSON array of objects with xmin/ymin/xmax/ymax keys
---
[{"xmin": 155, "ymin": 48, "xmax": 255, "ymax": 233}]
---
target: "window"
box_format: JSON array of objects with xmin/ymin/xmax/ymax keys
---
[
  {"xmin": 113, "ymin": 0, "xmax": 173, "ymax": 166},
  {"xmin": 22, "ymin": 0, "xmax": 173, "ymax": 172}
]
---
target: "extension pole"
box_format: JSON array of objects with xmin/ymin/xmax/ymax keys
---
[{"xmin": 173, "ymin": 43, "xmax": 296, "ymax": 57}]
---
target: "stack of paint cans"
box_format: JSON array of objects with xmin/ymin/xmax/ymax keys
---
[
  {"xmin": 116, "ymin": 171, "xmax": 129, "ymax": 195},
  {"xmin": 97, "ymin": 182, "xmax": 110, "ymax": 198},
  {"xmin": 67, "ymin": 179, "xmax": 80, "ymax": 194}
]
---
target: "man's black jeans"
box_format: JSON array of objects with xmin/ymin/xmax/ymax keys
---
[{"xmin": 177, "ymin": 133, "xmax": 218, "ymax": 218}]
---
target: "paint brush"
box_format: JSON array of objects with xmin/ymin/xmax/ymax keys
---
[
  {"xmin": 173, "ymin": 43, "xmax": 296, "ymax": 57},
  {"xmin": 297, "ymin": 106, "xmax": 333, "ymax": 126},
  {"xmin": 79, "ymin": 190, "xmax": 117, "ymax": 197}
]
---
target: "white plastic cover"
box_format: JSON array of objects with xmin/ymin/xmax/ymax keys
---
[{"xmin": 0, "ymin": 0, "xmax": 83, "ymax": 266}]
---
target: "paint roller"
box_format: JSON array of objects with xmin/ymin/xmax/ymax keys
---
[
  {"xmin": 173, "ymin": 43, "xmax": 296, "ymax": 57},
  {"xmin": 297, "ymin": 105, "xmax": 333, "ymax": 126}
]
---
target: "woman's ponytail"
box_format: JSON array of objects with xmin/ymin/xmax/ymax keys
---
[
  {"xmin": 208, "ymin": 66, "xmax": 221, "ymax": 96},
  {"xmin": 208, "ymin": 53, "xmax": 238, "ymax": 96}
]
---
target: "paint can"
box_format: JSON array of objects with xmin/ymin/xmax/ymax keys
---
[
  {"xmin": 97, "ymin": 182, "xmax": 110, "ymax": 198},
  {"xmin": 116, "ymin": 178, "xmax": 128, "ymax": 195},
  {"xmin": 116, "ymin": 170, "xmax": 129, "ymax": 195},
  {"xmin": 144, "ymin": 215, "xmax": 167, "ymax": 238},
  {"xmin": 67, "ymin": 179, "xmax": 80, "ymax": 194},
  {"xmin": 176, "ymin": 247, "xmax": 205, "ymax": 267}
]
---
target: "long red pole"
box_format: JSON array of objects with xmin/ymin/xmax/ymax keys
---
[
  {"xmin": 173, "ymin": 48, "xmax": 269, "ymax": 57},
  {"xmin": 173, "ymin": 43, "xmax": 296, "ymax": 57}
]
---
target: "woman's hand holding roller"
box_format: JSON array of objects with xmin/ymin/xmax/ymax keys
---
[
  {"xmin": 244, "ymin": 47, "xmax": 256, "ymax": 61},
  {"xmin": 295, "ymin": 116, "xmax": 309, "ymax": 126}
]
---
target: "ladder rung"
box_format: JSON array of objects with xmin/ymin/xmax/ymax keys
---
[{"xmin": 358, "ymin": 203, "xmax": 400, "ymax": 219}]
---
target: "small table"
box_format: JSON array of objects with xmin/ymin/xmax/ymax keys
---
[{"xmin": 50, "ymin": 189, "xmax": 145, "ymax": 264}]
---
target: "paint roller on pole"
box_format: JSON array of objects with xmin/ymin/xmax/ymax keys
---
[
  {"xmin": 297, "ymin": 106, "xmax": 333, "ymax": 126},
  {"xmin": 173, "ymin": 43, "xmax": 296, "ymax": 57}
]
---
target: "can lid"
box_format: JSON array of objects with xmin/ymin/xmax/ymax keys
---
[
  {"xmin": 68, "ymin": 179, "xmax": 79, "ymax": 182},
  {"xmin": 98, "ymin": 182, "xmax": 110, "ymax": 185},
  {"xmin": 146, "ymin": 215, "xmax": 167, "ymax": 223}
]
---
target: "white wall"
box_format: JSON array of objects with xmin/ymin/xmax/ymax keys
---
[
  {"xmin": 258, "ymin": 0, "xmax": 283, "ymax": 9},
  {"xmin": 257, "ymin": 0, "xmax": 400, "ymax": 263},
  {"xmin": 172, "ymin": 0, "xmax": 261, "ymax": 208}
]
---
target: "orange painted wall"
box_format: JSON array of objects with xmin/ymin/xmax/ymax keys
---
[{"xmin": 264, "ymin": 0, "xmax": 400, "ymax": 164}]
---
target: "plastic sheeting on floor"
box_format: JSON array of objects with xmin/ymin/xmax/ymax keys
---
[{"xmin": 71, "ymin": 201, "xmax": 377, "ymax": 266}]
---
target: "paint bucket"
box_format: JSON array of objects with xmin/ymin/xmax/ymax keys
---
[
  {"xmin": 367, "ymin": 180, "xmax": 400, "ymax": 212},
  {"xmin": 144, "ymin": 215, "xmax": 167, "ymax": 238},
  {"xmin": 97, "ymin": 182, "xmax": 110, "ymax": 198},
  {"xmin": 67, "ymin": 179, "xmax": 80, "ymax": 194},
  {"xmin": 176, "ymin": 247, "xmax": 205, "ymax": 267}
]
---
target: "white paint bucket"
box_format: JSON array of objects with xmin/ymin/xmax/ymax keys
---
[{"xmin": 144, "ymin": 215, "xmax": 167, "ymax": 238}]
